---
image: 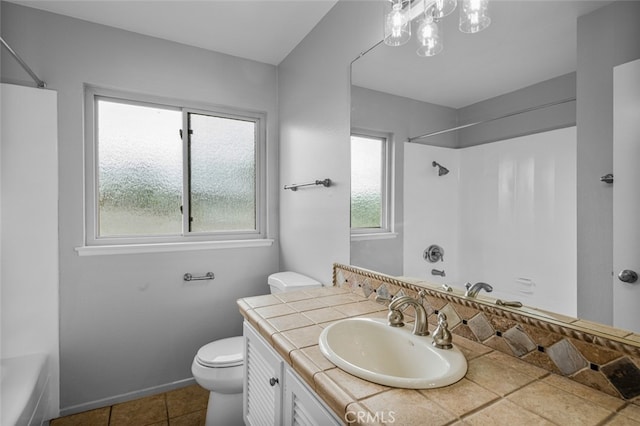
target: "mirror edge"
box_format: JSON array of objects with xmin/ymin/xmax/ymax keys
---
[{"xmin": 333, "ymin": 263, "xmax": 640, "ymax": 358}]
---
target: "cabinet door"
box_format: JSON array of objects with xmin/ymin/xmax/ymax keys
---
[
  {"xmin": 283, "ymin": 368, "xmax": 341, "ymax": 426},
  {"xmin": 243, "ymin": 322, "xmax": 283, "ymax": 426}
]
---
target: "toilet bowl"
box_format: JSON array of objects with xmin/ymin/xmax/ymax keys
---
[{"xmin": 191, "ymin": 271, "xmax": 321, "ymax": 426}]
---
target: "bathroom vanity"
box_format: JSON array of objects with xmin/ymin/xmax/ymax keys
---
[
  {"xmin": 238, "ymin": 264, "xmax": 640, "ymax": 425},
  {"xmin": 244, "ymin": 321, "xmax": 341, "ymax": 425}
]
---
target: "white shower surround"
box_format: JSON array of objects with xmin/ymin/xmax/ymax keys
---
[{"xmin": 404, "ymin": 127, "xmax": 577, "ymax": 316}]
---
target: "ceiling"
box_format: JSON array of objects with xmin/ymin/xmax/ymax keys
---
[
  {"xmin": 7, "ymin": 0, "xmax": 616, "ymax": 108},
  {"xmin": 7, "ymin": 0, "xmax": 339, "ymax": 65},
  {"xmin": 353, "ymin": 1, "xmax": 613, "ymax": 108}
]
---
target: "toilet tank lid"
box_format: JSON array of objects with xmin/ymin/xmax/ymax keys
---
[
  {"xmin": 196, "ymin": 336, "xmax": 244, "ymax": 368},
  {"xmin": 268, "ymin": 271, "xmax": 321, "ymax": 290}
]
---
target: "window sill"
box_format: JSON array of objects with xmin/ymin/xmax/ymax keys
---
[
  {"xmin": 350, "ymin": 232, "xmax": 398, "ymax": 242},
  {"xmin": 75, "ymin": 239, "xmax": 274, "ymax": 256}
]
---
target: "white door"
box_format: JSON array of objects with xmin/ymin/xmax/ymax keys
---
[{"xmin": 613, "ymin": 59, "xmax": 640, "ymax": 333}]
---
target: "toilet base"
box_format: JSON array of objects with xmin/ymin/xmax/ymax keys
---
[{"xmin": 205, "ymin": 390, "xmax": 243, "ymax": 426}]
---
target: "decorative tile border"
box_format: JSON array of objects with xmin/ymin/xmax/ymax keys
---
[{"xmin": 333, "ymin": 263, "xmax": 640, "ymax": 401}]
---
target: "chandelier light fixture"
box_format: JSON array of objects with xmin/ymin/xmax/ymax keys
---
[{"xmin": 383, "ymin": 0, "xmax": 491, "ymax": 56}]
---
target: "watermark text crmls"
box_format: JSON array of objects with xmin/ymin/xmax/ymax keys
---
[{"xmin": 345, "ymin": 410, "xmax": 396, "ymax": 424}]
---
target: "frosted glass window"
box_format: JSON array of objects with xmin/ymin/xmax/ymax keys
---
[
  {"xmin": 97, "ymin": 99, "xmax": 182, "ymax": 237},
  {"xmin": 351, "ymin": 134, "xmax": 388, "ymax": 230},
  {"xmin": 189, "ymin": 113, "xmax": 256, "ymax": 232},
  {"xmin": 87, "ymin": 88, "xmax": 264, "ymax": 245}
]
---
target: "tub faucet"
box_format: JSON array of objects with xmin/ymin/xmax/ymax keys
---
[
  {"xmin": 464, "ymin": 282, "xmax": 493, "ymax": 298},
  {"xmin": 387, "ymin": 294, "xmax": 429, "ymax": 336}
]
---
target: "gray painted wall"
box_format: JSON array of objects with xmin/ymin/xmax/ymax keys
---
[
  {"xmin": 278, "ymin": 1, "xmax": 382, "ymax": 283},
  {"xmin": 458, "ymin": 73, "xmax": 577, "ymax": 147},
  {"xmin": 576, "ymin": 1, "xmax": 640, "ymax": 324},
  {"xmin": 350, "ymin": 86, "xmax": 457, "ymax": 275},
  {"xmin": 1, "ymin": 2, "xmax": 279, "ymax": 412},
  {"xmin": 288, "ymin": 0, "xmax": 640, "ymax": 325}
]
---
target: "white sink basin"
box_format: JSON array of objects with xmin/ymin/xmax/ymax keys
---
[{"xmin": 318, "ymin": 317, "xmax": 467, "ymax": 389}]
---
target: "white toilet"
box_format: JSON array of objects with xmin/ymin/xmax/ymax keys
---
[{"xmin": 191, "ymin": 271, "xmax": 321, "ymax": 426}]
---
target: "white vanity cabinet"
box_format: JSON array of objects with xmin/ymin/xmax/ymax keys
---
[{"xmin": 243, "ymin": 322, "xmax": 341, "ymax": 426}]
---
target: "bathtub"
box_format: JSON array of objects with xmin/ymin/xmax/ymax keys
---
[{"xmin": 1, "ymin": 353, "xmax": 50, "ymax": 426}]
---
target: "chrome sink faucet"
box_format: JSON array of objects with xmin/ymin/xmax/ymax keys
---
[
  {"xmin": 387, "ymin": 293, "xmax": 429, "ymax": 336},
  {"xmin": 464, "ymin": 282, "xmax": 493, "ymax": 298}
]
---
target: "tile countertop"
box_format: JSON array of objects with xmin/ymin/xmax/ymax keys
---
[{"xmin": 237, "ymin": 287, "xmax": 640, "ymax": 426}]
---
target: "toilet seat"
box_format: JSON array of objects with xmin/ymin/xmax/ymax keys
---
[{"xmin": 196, "ymin": 336, "xmax": 244, "ymax": 368}]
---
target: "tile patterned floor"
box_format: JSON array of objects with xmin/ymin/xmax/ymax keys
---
[{"xmin": 50, "ymin": 384, "xmax": 209, "ymax": 426}]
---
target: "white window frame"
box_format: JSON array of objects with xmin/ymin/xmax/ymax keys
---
[
  {"xmin": 350, "ymin": 129, "xmax": 395, "ymax": 240},
  {"xmin": 79, "ymin": 85, "xmax": 269, "ymax": 254}
]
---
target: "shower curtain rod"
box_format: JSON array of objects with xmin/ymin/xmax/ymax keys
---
[
  {"xmin": 1, "ymin": 36, "xmax": 46, "ymax": 88},
  {"xmin": 407, "ymin": 96, "xmax": 576, "ymax": 143}
]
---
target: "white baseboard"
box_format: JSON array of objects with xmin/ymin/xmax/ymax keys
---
[{"xmin": 58, "ymin": 377, "xmax": 197, "ymax": 418}]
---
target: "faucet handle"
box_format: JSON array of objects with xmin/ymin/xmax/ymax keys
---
[
  {"xmin": 432, "ymin": 312, "xmax": 453, "ymax": 349},
  {"xmin": 387, "ymin": 309, "xmax": 405, "ymax": 328}
]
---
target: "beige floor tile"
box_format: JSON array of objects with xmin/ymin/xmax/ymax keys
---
[
  {"xmin": 302, "ymin": 307, "xmax": 347, "ymax": 324},
  {"xmin": 420, "ymin": 378, "xmax": 499, "ymax": 417},
  {"xmin": 50, "ymin": 407, "xmax": 110, "ymax": 426},
  {"xmin": 463, "ymin": 399, "xmax": 555, "ymax": 426},
  {"xmin": 619, "ymin": 404, "xmax": 640, "ymax": 423},
  {"xmin": 484, "ymin": 349, "xmax": 548, "ymax": 379},
  {"xmin": 542, "ymin": 373, "xmax": 626, "ymax": 412},
  {"xmin": 324, "ymin": 367, "xmax": 388, "ymax": 400},
  {"xmin": 168, "ymin": 409, "xmax": 207, "ymax": 426},
  {"xmin": 253, "ymin": 303, "xmax": 296, "ymax": 319},
  {"xmin": 361, "ymin": 389, "xmax": 457, "ymax": 426},
  {"xmin": 166, "ymin": 384, "xmax": 209, "ymax": 418},
  {"xmin": 242, "ymin": 294, "xmax": 281, "ymax": 308},
  {"xmin": 507, "ymin": 381, "xmax": 612, "ymax": 425},
  {"xmin": 332, "ymin": 301, "xmax": 385, "ymax": 317},
  {"xmin": 266, "ymin": 312, "xmax": 313, "ymax": 331},
  {"xmin": 110, "ymin": 393, "xmax": 167, "ymax": 426},
  {"xmin": 280, "ymin": 324, "xmax": 325, "ymax": 349},
  {"xmin": 606, "ymin": 413, "xmax": 640, "ymax": 425},
  {"xmin": 464, "ymin": 354, "xmax": 537, "ymax": 396}
]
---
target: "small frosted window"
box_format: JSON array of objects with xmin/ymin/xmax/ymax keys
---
[
  {"xmin": 189, "ymin": 113, "xmax": 256, "ymax": 232},
  {"xmin": 351, "ymin": 135, "xmax": 384, "ymax": 229},
  {"xmin": 89, "ymin": 90, "xmax": 263, "ymax": 244},
  {"xmin": 97, "ymin": 99, "xmax": 182, "ymax": 237}
]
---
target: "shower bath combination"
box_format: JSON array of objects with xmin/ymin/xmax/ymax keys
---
[{"xmin": 432, "ymin": 161, "xmax": 449, "ymax": 176}]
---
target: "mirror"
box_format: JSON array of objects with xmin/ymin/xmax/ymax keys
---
[{"xmin": 350, "ymin": 0, "xmax": 640, "ymax": 337}]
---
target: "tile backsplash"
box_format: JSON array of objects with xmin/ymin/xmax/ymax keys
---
[{"xmin": 333, "ymin": 264, "xmax": 640, "ymax": 402}]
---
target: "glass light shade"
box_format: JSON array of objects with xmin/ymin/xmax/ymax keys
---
[
  {"xmin": 384, "ymin": 0, "xmax": 411, "ymax": 46},
  {"xmin": 416, "ymin": 16, "xmax": 443, "ymax": 57},
  {"xmin": 459, "ymin": 0, "xmax": 490, "ymax": 33},
  {"xmin": 432, "ymin": 0, "xmax": 457, "ymax": 19}
]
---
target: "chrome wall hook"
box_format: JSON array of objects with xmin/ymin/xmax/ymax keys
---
[{"xmin": 600, "ymin": 173, "xmax": 614, "ymax": 184}]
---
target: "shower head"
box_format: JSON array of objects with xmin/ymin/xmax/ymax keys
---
[{"xmin": 432, "ymin": 161, "xmax": 449, "ymax": 176}]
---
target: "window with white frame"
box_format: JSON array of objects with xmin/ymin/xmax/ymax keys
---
[
  {"xmin": 84, "ymin": 87, "xmax": 265, "ymax": 245},
  {"xmin": 350, "ymin": 132, "xmax": 392, "ymax": 234}
]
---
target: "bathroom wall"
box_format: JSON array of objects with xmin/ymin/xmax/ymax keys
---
[
  {"xmin": 278, "ymin": 1, "xmax": 382, "ymax": 283},
  {"xmin": 403, "ymin": 144, "xmax": 460, "ymax": 284},
  {"xmin": 1, "ymin": 2, "xmax": 279, "ymax": 413},
  {"xmin": 459, "ymin": 127, "xmax": 577, "ymax": 315},
  {"xmin": 350, "ymin": 86, "xmax": 457, "ymax": 276},
  {"xmin": 350, "ymin": 74, "xmax": 573, "ymax": 279},
  {"xmin": 457, "ymin": 73, "xmax": 576, "ymax": 148},
  {"xmin": 576, "ymin": 1, "xmax": 640, "ymax": 325},
  {"xmin": 291, "ymin": 0, "xmax": 640, "ymax": 325},
  {"xmin": 405, "ymin": 127, "xmax": 577, "ymax": 317}
]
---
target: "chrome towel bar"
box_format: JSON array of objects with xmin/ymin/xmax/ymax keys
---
[
  {"xmin": 284, "ymin": 178, "xmax": 331, "ymax": 191},
  {"xmin": 184, "ymin": 272, "xmax": 215, "ymax": 281}
]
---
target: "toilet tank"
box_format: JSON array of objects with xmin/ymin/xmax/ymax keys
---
[{"xmin": 268, "ymin": 272, "xmax": 322, "ymax": 294}]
